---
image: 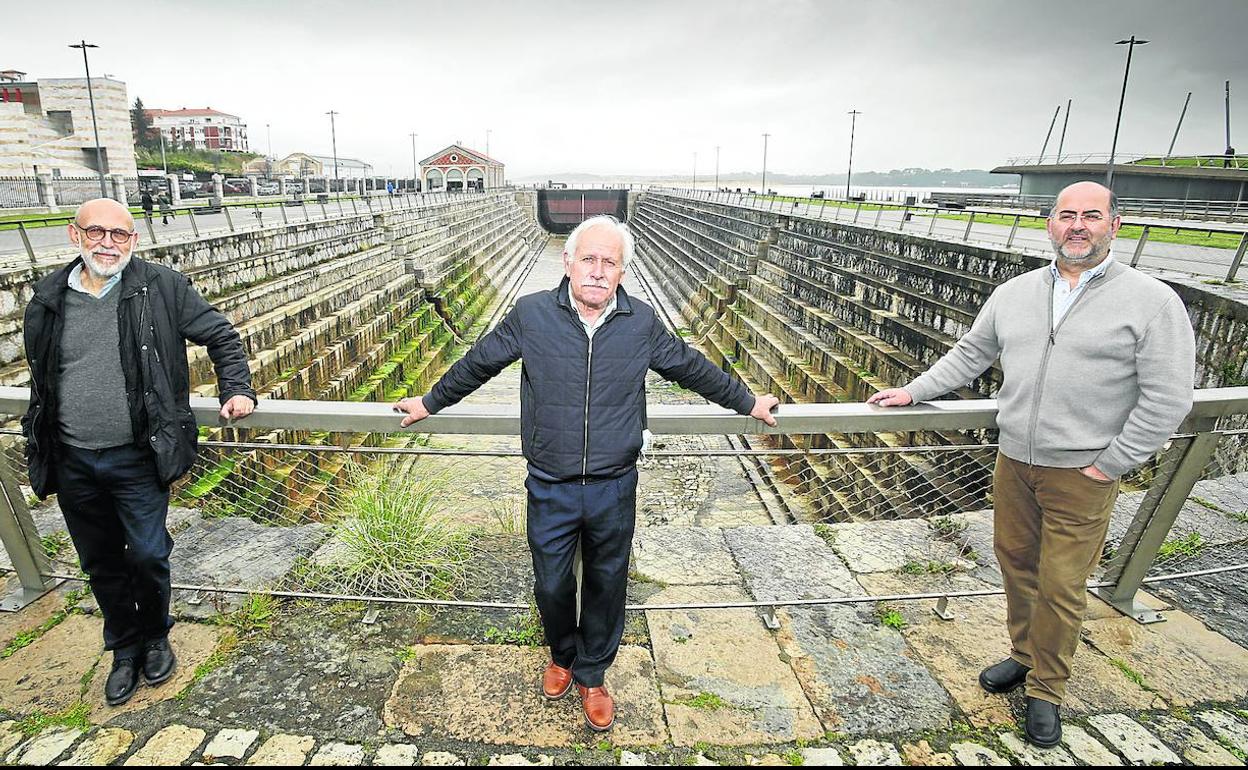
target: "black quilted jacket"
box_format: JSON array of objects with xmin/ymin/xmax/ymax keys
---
[{"xmin": 424, "ymin": 276, "xmax": 755, "ymax": 482}]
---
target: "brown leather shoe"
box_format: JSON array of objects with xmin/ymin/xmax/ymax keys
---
[
  {"xmin": 577, "ymin": 683, "xmax": 615, "ymax": 731},
  {"xmin": 542, "ymin": 661, "xmax": 573, "ymax": 700}
]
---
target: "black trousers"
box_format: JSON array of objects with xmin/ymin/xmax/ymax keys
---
[
  {"xmin": 58, "ymin": 443, "xmax": 174, "ymax": 658},
  {"xmin": 525, "ymin": 468, "xmax": 637, "ymax": 688}
]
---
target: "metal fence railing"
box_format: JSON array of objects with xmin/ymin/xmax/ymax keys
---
[
  {"xmin": 0, "ymin": 188, "xmax": 509, "ymax": 270},
  {"xmin": 49, "ymin": 176, "xmax": 106, "ymax": 206},
  {"xmin": 0, "ymin": 388, "xmax": 1243, "ymax": 622},
  {"xmin": 0, "ymin": 177, "xmax": 40, "ymax": 208},
  {"xmin": 1004, "ymin": 152, "xmax": 1247, "ymax": 169},
  {"xmin": 654, "ymin": 188, "xmax": 1248, "ymax": 283},
  {"xmin": 925, "ymin": 191, "xmax": 1248, "ymax": 223}
]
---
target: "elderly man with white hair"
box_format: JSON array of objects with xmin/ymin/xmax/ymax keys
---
[
  {"xmin": 396, "ymin": 215, "xmax": 779, "ymax": 731},
  {"xmin": 21, "ymin": 198, "xmax": 256, "ymax": 707}
]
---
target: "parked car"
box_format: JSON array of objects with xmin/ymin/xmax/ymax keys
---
[{"xmin": 258, "ymin": 182, "xmax": 281, "ymax": 195}]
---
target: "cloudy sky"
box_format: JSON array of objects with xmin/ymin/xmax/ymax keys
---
[{"xmin": 7, "ymin": 0, "xmax": 1245, "ymax": 179}]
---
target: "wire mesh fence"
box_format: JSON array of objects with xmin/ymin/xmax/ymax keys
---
[{"xmin": 2, "ymin": 420, "xmax": 1244, "ymax": 612}]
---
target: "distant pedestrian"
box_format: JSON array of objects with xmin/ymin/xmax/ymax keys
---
[
  {"xmin": 140, "ymin": 190, "xmax": 154, "ymax": 221},
  {"xmin": 158, "ymin": 192, "xmax": 174, "ymax": 226}
]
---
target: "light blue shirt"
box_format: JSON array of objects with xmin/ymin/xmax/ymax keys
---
[
  {"xmin": 567, "ymin": 284, "xmax": 617, "ymax": 341},
  {"xmin": 67, "ymin": 263, "xmax": 123, "ymax": 298},
  {"xmin": 1049, "ymin": 256, "xmax": 1113, "ymax": 326}
]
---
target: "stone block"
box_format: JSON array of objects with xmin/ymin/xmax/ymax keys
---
[{"xmin": 123, "ymin": 725, "xmax": 206, "ymax": 766}]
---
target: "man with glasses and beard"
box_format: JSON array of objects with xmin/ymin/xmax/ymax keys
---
[
  {"xmin": 867, "ymin": 181, "xmax": 1195, "ymax": 747},
  {"xmin": 21, "ymin": 198, "xmax": 256, "ymax": 706}
]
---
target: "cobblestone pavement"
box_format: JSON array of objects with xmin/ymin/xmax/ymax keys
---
[{"xmin": 2, "ymin": 240, "xmax": 1247, "ymax": 765}]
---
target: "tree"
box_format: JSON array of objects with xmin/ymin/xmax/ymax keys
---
[{"xmin": 131, "ymin": 97, "xmax": 157, "ymax": 150}]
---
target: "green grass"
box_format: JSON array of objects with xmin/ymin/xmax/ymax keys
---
[
  {"xmin": 39, "ymin": 531, "xmax": 70, "ymax": 559},
  {"xmin": 175, "ymin": 631, "xmax": 239, "ymax": 701},
  {"xmin": 484, "ymin": 606, "xmax": 545, "ymax": 646},
  {"xmin": 1109, "ymin": 657, "xmax": 1153, "ymax": 691},
  {"xmin": 813, "ymin": 523, "xmax": 837, "ymax": 547},
  {"xmin": 783, "ymin": 749, "xmax": 805, "ymax": 766},
  {"xmin": 15, "ymin": 701, "xmax": 91, "ymax": 737},
  {"xmin": 875, "ymin": 603, "xmax": 907, "ymax": 630},
  {"xmin": 901, "ymin": 560, "xmax": 959, "ymax": 575},
  {"xmin": 301, "ymin": 462, "xmax": 473, "ymax": 600},
  {"xmin": 666, "ymin": 691, "xmax": 730, "ymax": 710},
  {"xmin": 928, "ymin": 516, "xmax": 968, "ymax": 540},
  {"xmin": 214, "ymin": 593, "xmax": 276, "ymax": 634},
  {"xmin": 1129, "ymin": 155, "xmax": 1245, "ymax": 168},
  {"xmin": 1157, "ymin": 532, "xmax": 1205, "ymax": 560},
  {"xmin": 1192, "ymin": 495, "xmax": 1248, "ymax": 523}
]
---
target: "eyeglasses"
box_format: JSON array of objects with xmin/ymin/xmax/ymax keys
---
[
  {"xmin": 1054, "ymin": 210, "xmax": 1107, "ymax": 224},
  {"xmin": 74, "ymin": 224, "xmax": 136, "ymax": 244}
]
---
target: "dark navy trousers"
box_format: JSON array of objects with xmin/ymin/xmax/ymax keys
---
[
  {"xmin": 525, "ymin": 467, "xmax": 637, "ymax": 688},
  {"xmin": 57, "ymin": 443, "xmax": 174, "ymax": 658}
]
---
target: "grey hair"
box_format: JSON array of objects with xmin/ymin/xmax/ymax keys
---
[{"xmin": 564, "ymin": 215, "xmax": 634, "ymax": 270}]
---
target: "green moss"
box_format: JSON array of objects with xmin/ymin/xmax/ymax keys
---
[
  {"xmin": 875, "ymin": 603, "xmax": 906, "ymax": 630},
  {"xmin": 15, "ymin": 701, "xmax": 91, "ymax": 737},
  {"xmin": 1157, "ymin": 532, "xmax": 1204, "ymax": 560}
]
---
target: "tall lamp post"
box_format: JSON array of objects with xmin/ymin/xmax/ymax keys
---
[
  {"xmin": 326, "ymin": 110, "xmax": 340, "ymax": 195},
  {"xmin": 846, "ymin": 109, "xmax": 862, "ymax": 202},
  {"xmin": 410, "ymin": 132, "xmax": 418, "ymax": 189},
  {"xmin": 693, "ymin": 151, "xmax": 697, "ymax": 190},
  {"xmin": 761, "ymin": 133, "xmax": 770, "ymax": 194},
  {"xmin": 714, "ymin": 145, "xmax": 720, "ymax": 190},
  {"xmin": 69, "ymin": 40, "xmax": 107, "ymax": 198},
  {"xmin": 1106, "ymin": 35, "xmax": 1148, "ymax": 189}
]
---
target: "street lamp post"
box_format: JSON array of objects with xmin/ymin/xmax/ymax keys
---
[
  {"xmin": 410, "ymin": 132, "xmax": 418, "ymax": 189},
  {"xmin": 761, "ymin": 133, "xmax": 770, "ymax": 194},
  {"xmin": 693, "ymin": 151, "xmax": 697, "ymax": 190},
  {"xmin": 69, "ymin": 40, "xmax": 107, "ymax": 198},
  {"xmin": 1106, "ymin": 35, "xmax": 1149, "ymax": 189},
  {"xmin": 714, "ymin": 145, "xmax": 720, "ymax": 190},
  {"xmin": 846, "ymin": 109, "xmax": 862, "ymax": 202},
  {"xmin": 326, "ymin": 110, "xmax": 340, "ymax": 195},
  {"xmin": 486, "ymin": 129, "xmax": 492, "ymax": 157}
]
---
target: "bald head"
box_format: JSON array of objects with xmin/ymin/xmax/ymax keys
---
[
  {"xmin": 75, "ymin": 197, "xmax": 134, "ymax": 230},
  {"xmin": 1052, "ymin": 181, "xmax": 1117, "ymax": 220}
]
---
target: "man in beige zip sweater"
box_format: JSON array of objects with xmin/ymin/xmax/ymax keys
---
[{"xmin": 868, "ymin": 181, "xmax": 1195, "ymax": 747}]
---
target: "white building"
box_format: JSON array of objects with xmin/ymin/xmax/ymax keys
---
[
  {"xmin": 145, "ymin": 107, "xmax": 249, "ymax": 152},
  {"xmin": 0, "ymin": 70, "xmax": 138, "ymax": 177},
  {"xmin": 249, "ymin": 152, "xmax": 373, "ymax": 179}
]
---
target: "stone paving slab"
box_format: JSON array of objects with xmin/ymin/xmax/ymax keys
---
[
  {"xmin": 775, "ymin": 604, "xmax": 952, "ymax": 734},
  {"xmin": 722, "ymin": 525, "xmax": 861, "ymax": 602},
  {"xmin": 60, "ymin": 727, "xmax": 133, "ymax": 765},
  {"xmin": 645, "ymin": 585, "xmax": 822, "ymax": 746},
  {"xmin": 0, "ymin": 613, "xmax": 102, "ymax": 714},
  {"xmin": 85, "ymin": 621, "xmax": 224, "ymax": 721},
  {"xmin": 202, "ymin": 728, "xmax": 259, "ymax": 761},
  {"xmin": 1196, "ymin": 709, "xmax": 1248, "ymax": 755},
  {"xmin": 997, "ymin": 732, "xmax": 1077, "ymax": 765},
  {"xmin": 1152, "ymin": 570, "xmax": 1248, "ymax": 649},
  {"xmin": 123, "ymin": 724, "xmax": 206, "ymax": 766},
  {"xmin": 373, "ymin": 743, "xmax": 421, "ymax": 765},
  {"xmin": 7, "ymin": 727, "xmax": 81, "ymax": 765},
  {"xmin": 383, "ymin": 644, "xmax": 666, "ymax": 747},
  {"xmin": 631, "ymin": 527, "xmax": 741, "ymax": 585},
  {"xmin": 0, "ymin": 721, "xmax": 23, "ymax": 758},
  {"xmin": 943, "ymin": 510, "xmax": 1002, "ymax": 585},
  {"xmin": 845, "ymin": 738, "xmax": 902, "ymax": 765},
  {"xmin": 1083, "ymin": 609, "xmax": 1248, "ymax": 706},
  {"xmin": 1149, "ymin": 714, "xmax": 1243, "ymax": 765},
  {"xmin": 824, "ymin": 518, "xmax": 963, "ymax": 574},
  {"xmin": 309, "ymin": 740, "xmax": 366, "ymax": 765},
  {"xmin": 171, "ymin": 515, "xmax": 331, "ymax": 617},
  {"xmin": 1060, "ymin": 723, "xmax": 1123, "ymax": 765},
  {"xmin": 950, "ymin": 741, "xmax": 1009, "ymax": 765},
  {"xmin": 1087, "ymin": 713, "xmax": 1181, "ymax": 765},
  {"xmin": 246, "ymin": 733, "xmax": 314, "ymax": 765},
  {"xmin": 900, "ymin": 740, "xmax": 954, "ymax": 765}
]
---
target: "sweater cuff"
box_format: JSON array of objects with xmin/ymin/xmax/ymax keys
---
[
  {"xmin": 1093, "ymin": 445, "xmax": 1135, "ymax": 480},
  {"xmin": 422, "ymin": 393, "xmax": 447, "ymax": 416},
  {"xmin": 735, "ymin": 392, "xmax": 757, "ymax": 416},
  {"xmin": 900, "ymin": 378, "xmax": 937, "ymax": 404}
]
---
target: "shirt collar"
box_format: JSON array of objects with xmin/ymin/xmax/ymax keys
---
[
  {"xmin": 1049, "ymin": 255, "xmax": 1114, "ymax": 287},
  {"xmin": 566, "ymin": 283, "xmax": 617, "ymax": 327},
  {"xmin": 68, "ymin": 262, "xmax": 124, "ymax": 298}
]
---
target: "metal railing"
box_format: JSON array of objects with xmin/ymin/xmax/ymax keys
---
[
  {"xmin": 0, "ymin": 188, "xmax": 509, "ymax": 270},
  {"xmin": 654, "ymin": 187, "xmax": 1248, "ymax": 283},
  {"xmin": 0, "ymin": 177, "xmax": 40, "ymax": 208},
  {"xmin": 1005, "ymin": 152, "xmax": 1247, "ymax": 169},
  {"xmin": 925, "ymin": 191, "xmax": 1248, "ymax": 223},
  {"xmin": 0, "ymin": 387, "xmax": 1243, "ymax": 622}
]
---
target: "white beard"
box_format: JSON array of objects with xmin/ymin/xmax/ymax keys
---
[{"xmin": 82, "ymin": 246, "xmax": 131, "ymax": 278}]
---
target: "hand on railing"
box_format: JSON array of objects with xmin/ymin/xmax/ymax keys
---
[
  {"xmin": 866, "ymin": 388, "xmax": 914, "ymax": 408},
  {"xmin": 393, "ymin": 395, "xmax": 431, "ymax": 427}
]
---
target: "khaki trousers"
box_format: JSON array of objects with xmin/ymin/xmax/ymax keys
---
[{"xmin": 993, "ymin": 452, "xmax": 1119, "ymax": 704}]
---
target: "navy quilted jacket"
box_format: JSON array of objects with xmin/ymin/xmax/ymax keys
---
[{"xmin": 424, "ymin": 276, "xmax": 755, "ymax": 482}]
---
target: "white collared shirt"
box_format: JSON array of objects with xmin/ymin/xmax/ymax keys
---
[
  {"xmin": 1049, "ymin": 256, "xmax": 1113, "ymax": 326},
  {"xmin": 68, "ymin": 263, "xmax": 123, "ymax": 298}
]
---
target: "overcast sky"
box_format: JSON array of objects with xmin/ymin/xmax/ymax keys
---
[{"xmin": 7, "ymin": 0, "xmax": 1245, "ymax": 179}]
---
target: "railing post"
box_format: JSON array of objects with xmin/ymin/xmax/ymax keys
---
[
  {"xmin": 898, "ymin": 205, "xmax": 909, "ymax": 230},
  {"xmin": 223, "ymin": 205, "xmax": 236, "ymax": 233},
  {"xmin": 302, "ymin": 199, "xmax": 311, "ymax": 221},
  {"xmin": 188, "ymin": 207, "xmax": 200, "ymax": 238},
  {"xmin": 144, "ymin": 213, "xmax": 158, "ymax": 243},
  {"xmin": 1226, "ymin": 232, "xmax": 1248, "ymax": 282},
  {"xmin": 962, "ymin": 211, "xmax": 976, "ymax": 242},
  {"xmin": 279, "ymin": 201, "xmax": 288, "ymax": 225},
  {"xmin": 320, "ymin": 199, "xmax": 330, "ymax": 219},
  {"xmin": 852, "ymin": 201, "xmax": 863, "ymax": 224},
  {"xmin": 1093, "ymin": 427, "xmax": 1222, "ymax": 624},
  {"xmin": 0, "ymin": 451, "xmax": 60, "ymax": 611},
  {"xmin": 1006, "ymin": 215, "xmax": 1021, "ymax": 248},
  {"xmin": 928, "ymin": 208, "xmax": 939, "ymax": 237},
  {"xmin": 1130, "ymin": 225, "xmax": 1151, "ymax": 268},
  {"xmin": 17, "ymin": 223, "xmax": 37, "ymax": 267}
]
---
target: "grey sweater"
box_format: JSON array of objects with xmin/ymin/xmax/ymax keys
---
[{"xmin": 904, "ymin": 260, "xmax": 1195, "ymax": 479}]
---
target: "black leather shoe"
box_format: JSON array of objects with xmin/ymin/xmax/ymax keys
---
[
  {"xmin": 978, "ymin": 657, "xmax": 1030, "ymax": 694},
  {"xmin": 142, "ymin": 638, "xmax": 177, "ymax": 685},
  {"xmin": 105, "ymin": 657, "xmax": 141, "ymax": 706},
  {"xmin": 1025, "ymin": 696, "xmax": 1062, "ymax": 747}
]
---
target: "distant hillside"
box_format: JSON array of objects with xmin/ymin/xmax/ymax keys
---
[{"xmin": 517, "ymin": 168, "xmax": 1012, "ymax": 188}]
